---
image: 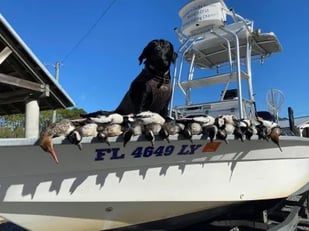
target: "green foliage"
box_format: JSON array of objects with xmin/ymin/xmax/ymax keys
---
[
  {"xmin": 0, "ymin": 107, "xmax": 86, "ymax": 138},
  {"xmin": 0, "ymin": 127, "xmax": 14, "ymax": 138},
  {"xmin": 55, "ymin": 108, "xmax": 86, "ymax": 120}
]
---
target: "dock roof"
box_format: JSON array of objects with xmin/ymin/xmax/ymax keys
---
[{"xmin": 0, "ymin": 14, "xmax": 75, "ymax": 115}]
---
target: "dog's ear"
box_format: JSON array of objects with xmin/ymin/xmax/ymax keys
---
[
  {"xmin": 138, "ymin": 39, "xmax": 159, "ymax": 65},
  {"xmin": 138, "ymin": 50, "xmax": 147, "ymax": 65},
  {"xmin": 138, "ymin": 42, "xmax": 152, "ymax": 65},
  {"xmin": 171, "ymin": 52, "xmax": 178, "ymax": 64},
  {"xmin": 168, "ymin": 42, "xmax": 177, "ymax": 64}
]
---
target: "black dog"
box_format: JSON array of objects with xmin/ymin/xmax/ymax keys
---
[
  {"xmin": 114, "ymin": 39, "xmax": 177, "ymax": 118},
  {"xmin": 81, "ymin": 39, "xmax": 177, "ymax": 119}
]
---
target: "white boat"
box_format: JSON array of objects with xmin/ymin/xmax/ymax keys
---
[{"xmin": 1, "ymin": 0, "xmax": 309, "ymax": 230}]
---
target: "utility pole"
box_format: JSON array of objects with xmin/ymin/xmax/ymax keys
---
[{"xmin": 52, "ymin": 61, "xmax": 61, "ymax": 122}]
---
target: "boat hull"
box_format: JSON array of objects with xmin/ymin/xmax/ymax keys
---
[{"xmin": 0, "ymin": 135, "xmax": 309, "ymax": 230}]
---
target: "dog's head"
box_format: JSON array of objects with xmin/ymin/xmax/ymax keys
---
[{"xmin": 138, "ymin": 39, "xmax": 177, "ymax": 74}]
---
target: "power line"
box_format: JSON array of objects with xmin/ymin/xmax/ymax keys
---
[{"xmin": 61, "ymin": 0, "xmax": 118, "ymax": 63}]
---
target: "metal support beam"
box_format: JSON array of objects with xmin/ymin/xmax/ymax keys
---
[{"xmin": 221, "ymin": 27, "xmax": 244, "ymax": 119}]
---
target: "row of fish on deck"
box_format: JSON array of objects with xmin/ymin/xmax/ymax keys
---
[{"xmin": 39, "ymin": 111, "xmax": 282, "ymax": 164}]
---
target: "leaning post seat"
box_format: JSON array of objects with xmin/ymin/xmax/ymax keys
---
[{"xmin": 179, "ymin": 0, "xmax": 228, "ymax": 37}]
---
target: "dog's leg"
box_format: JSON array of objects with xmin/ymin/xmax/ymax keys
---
[
  {"xmin": 131, "ymin": 83, "xmax": 152, "ymax": 113},
  {"xmin": 160, "ymin": 105, "xmax": 169, "ymax": 119}
]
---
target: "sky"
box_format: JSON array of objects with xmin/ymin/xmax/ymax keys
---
[{"xmin": 1, "ymin": 1, "xmax": 308, "ymax": 118}]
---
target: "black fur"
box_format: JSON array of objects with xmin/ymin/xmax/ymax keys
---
[{"xmin": 114, "ymin": 39, "xmax": 177, "ymax": 118}]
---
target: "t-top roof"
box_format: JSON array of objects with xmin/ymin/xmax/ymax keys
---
[{"xmin": 0, "ymin": 14, "xmax": 75, "ymax": 115}]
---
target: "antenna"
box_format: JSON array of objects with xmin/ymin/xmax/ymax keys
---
[{"xmin": 266, "ymin": 89, "xmax": 285, "ymax": 122}]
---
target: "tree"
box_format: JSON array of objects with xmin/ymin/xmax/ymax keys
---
[{"xmin": 0, "ymin": 107, "xmax": 86, "ymax": 138}]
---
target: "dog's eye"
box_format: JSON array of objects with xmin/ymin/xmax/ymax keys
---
[{"xmin": 155, "ymin": 46, "xmax": 161, "ymax": 51}]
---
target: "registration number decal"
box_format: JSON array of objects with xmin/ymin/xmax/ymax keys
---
[{"xmin": 94, "ymin": 144, "xmax": 203, "ymax": 161}]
